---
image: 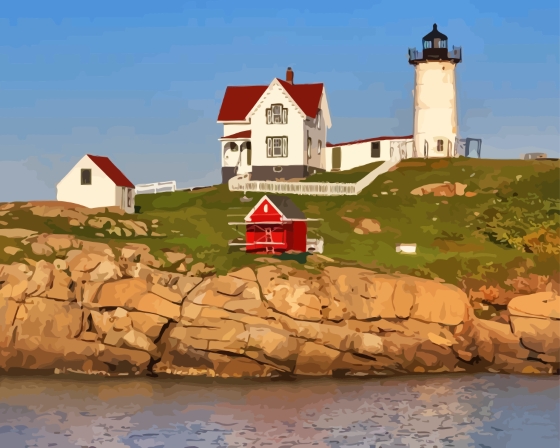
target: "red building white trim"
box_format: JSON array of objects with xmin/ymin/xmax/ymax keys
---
[{"xmin": 228, "ymin": 195, "xmax": 322, "ymax": 254}]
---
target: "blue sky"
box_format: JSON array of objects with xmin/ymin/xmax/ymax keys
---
[{"xmin": 0, "ymin": 0, "xmax": 558, "ymax": 200}]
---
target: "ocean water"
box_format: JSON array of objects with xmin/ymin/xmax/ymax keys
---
[{"xmin": 0, "ymin": 374, "xmax": 558, "ymax": 448}]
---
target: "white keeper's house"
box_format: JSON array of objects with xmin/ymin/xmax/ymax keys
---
[
  {"xmin": 218, "ymin": 67, "xmax": 332, "ymax": 183},
  {"xmin": 57, "ymin": 154, "xmax": 136, "ymax": 213}
]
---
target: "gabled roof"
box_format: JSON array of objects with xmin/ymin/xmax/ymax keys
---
[
  {"xmin": 87, "ymin": 155, "xmax": 135, "ymax": 188},
  {"xmin": 326, "ymin": 135, "xmax": 413, "ymax": 147},
  {"xmin": 217, "ymin": 79, "xmax": 324, "ymax": 122},
  {"xmin": 246, "ymin": 194, "xmax": 306, "ymax": 221},
  {"xmin": 220, "ymin": 130, "xmax": 251, "ymax": 140},
  {"xmin": 217, "ymin": 85, "xmax": 268, "ymax": 122},
  {"xmin": 266, "ymin": 195, "xmax": 306, "ymax": 219},
  {"xmin": 276, "ymin": 79, "xmax": 324, "ymax": 119}
]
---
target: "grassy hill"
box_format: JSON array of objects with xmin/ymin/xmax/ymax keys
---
[{"xmin": 1, "ymin": 157, "xmax": 558, "ymax": 302}]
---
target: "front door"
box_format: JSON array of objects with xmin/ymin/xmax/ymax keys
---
[{"xmin": 332, "ymin": 147, "xmax": 341, "ymax": 171}]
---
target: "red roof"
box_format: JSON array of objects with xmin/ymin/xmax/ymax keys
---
[
  {"xmin": 87, "ymin": 155, "xmax": 135, "ymax": 188},
  {"xmin": 276, "ymin": 79, "xmax": 323, "ymax": 118},
  {"xmin": 217, "ymin": 79, "xmax": 324, "ymax": 122},
  {"xmin": 217, "ymin": 85, "xmax": 268, "ymax": 121},
  {"xmin": 326, "ymin": 135, "xmax": 413, "ymax": 147},
  {"xmin": 221, "ymin": 130, "xmax": 251, "ymax": 139}
]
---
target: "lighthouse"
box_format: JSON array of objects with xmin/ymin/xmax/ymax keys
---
[{"xmin": 409, "ymin": 24, "xmax": 462, "ymax": 158}]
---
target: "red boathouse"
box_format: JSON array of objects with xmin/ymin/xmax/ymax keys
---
[{"xmin": 230, "ymin": 195, "xmax": 310, "ymax": 254}]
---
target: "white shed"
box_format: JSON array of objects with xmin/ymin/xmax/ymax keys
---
[{"xmin": 56, "ymin": 154, "xmax": 136, "ymax": 213}]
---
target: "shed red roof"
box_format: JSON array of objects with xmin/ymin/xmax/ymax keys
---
[
  {"xmin": 221, "ymin": 130, "xmax": 251, "ymax": 139},
  {"xmin": 87, "ymin": 155, "xmax": 135, "ymax": 188},
  {"xmin": 326, "ymin": 135, "xmax": 413, "ymax": 147},
  {"xmin": 217, "ymin": 79, "xmax": 324, "ymax": 122}
]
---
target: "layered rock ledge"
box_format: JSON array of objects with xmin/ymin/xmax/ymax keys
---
[{"xmin": 0, "ymin": 236, "xmax": 558, "ymax": 378}]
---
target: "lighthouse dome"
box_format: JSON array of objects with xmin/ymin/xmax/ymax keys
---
[{"xmin": 422, "ymin": 23, "xmax": 448, "ymax": 49}]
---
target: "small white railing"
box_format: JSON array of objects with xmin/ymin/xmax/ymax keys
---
[{"xmin": 135, "ymin": 181, "xmax": 176, "ymax": 195}]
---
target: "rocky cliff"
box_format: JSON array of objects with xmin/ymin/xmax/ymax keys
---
[{"xmin": 0, "ymin": 234, "xmax": 558, "ymax": 378}]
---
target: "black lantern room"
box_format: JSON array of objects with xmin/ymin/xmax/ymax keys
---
[
  {"xmin": 423, "ymin": 24, "xmax": 448, "ymax": 51},
  {"xmin": 408, "ymin": 23, "xmax": 462, "ymax": 64}
]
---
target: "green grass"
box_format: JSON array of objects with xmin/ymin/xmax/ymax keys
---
[
  {"xmin": 1, "ymin": 157, "xmax": 558, "ymax": 295},
  {"xmin": 302, "ymin": 161, "xmax": 385, "ymax": 183}
]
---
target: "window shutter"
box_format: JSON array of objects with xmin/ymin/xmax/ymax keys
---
[
  {"xmin": 283, "ymin": 109, "xmax": 288, "ymax": 124},
  {"xmin": 267, "ymin": 138, "xmax": 272, "ymax": 157},
  {"xmin": 266, "ymin": 109, "xmax": 272, "ymax": 124},
  {"xmin": 282, "ymin": 137, "xmax": 288, "ymax": 157}
]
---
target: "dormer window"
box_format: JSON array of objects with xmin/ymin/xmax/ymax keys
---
[{"xmin": 266, "ymin": 104, "xmax": 288, "ymax": 124}]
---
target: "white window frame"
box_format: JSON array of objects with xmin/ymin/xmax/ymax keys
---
[
  {"xmin": 317, "ymin": 110, "xmax": 322, "ymax": 130},
  {"xmin": 267, "ymin": 137, "xmax": 288, "ymax": 158},
  {"xmin": 318, "ymin": 140, "xmax": 322, "ymax": 155},
  {"xmin": 267, "ymin": 104, "xmax": 287, "ymax": 124}
]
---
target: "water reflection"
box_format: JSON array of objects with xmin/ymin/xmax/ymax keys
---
[{"xmin": 0, "ymin": 374, "xmax": 558, "ymax": 448}]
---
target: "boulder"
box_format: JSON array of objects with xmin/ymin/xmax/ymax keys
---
[
  {"xmin": 68, "ymin": 251, "xmax": 120, "ymax": 283},
  {"xmin": 0, "ymin": 263, "xmax": 32, "ymax": 302},
  {"xmin": 354, "ymin": 218, "xmax": 381, "ymax": 235},
  {"xmin": 14, "ymin": 297, "xmax": 83, "ymax": 339},
  {"xmin": 44, "ymin": 234, "xmax": 74, "ymax": 251},
  {"xmin": 44, "ymin": 269, "xmax": 75, "ymax": 301},
  {"xmin": 0, "ymin": 229, "xmax": 37, "ymax": 238},
  {"xmin": 149, "ymin": 283, "xmax": 183, "ymax": 304},
  {"xmin": 188, "ymin": 262, "xmax": 215, "ymax": 277},
  {"xmin": 410, "ymin": 182, "xmax": 467, "ymax": 197},
  {"xmin": 118, "ymin": 220, "xmax": 148, "ymax": 237},
  {"xmin": 128, "ymin": 312, "xmax": 168, "ymax": 339},
  {"xmin": 88, "ymin": 217, "xmax": 116, "ymax": 229},
  {"xmin": 104, "ymin": 327, "xmax": 159, "ymax": 356},
  {"xmin": 163, "ymin": 251, "xmax": 188, "ymax": 264},
  {"xmin": 26, "ymin": 261, "xmax": 54, "ymax": 297},
  {"xmin": 510, "ymin": 316, "xmax": 560, "ymax": 359},
  {"xmin": 229, "ymin": 267, "xmax": 257, "ymax": 283},
  {"xmin": 87, "ymin": 278, "xmax": 148, "ymax": 308},
  {"xmin": 120, "ymin": 243, "xmax": 160, "ymax": 267},
  {"xmin": 294, "ymin": 342, "xmax": 341, "ymax": 376},
  {"xmin": 31, "ymin": 242, "xmax": 54, "ymax": 256},
  {"xmin": 257, "ymin": 266, "xmax": 323, "ymax": 321},
  {"xmin": 508, "ymin": 292, "xmax": 559, "ymax": 319},
  {"xmin": 409, "ymin": 279, "xmax": 468, "ymax": 326},
  {"xmin": 3, "ymin": 246, "xmax": 21, "ymax": 256}
]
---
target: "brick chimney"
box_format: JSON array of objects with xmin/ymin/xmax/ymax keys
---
[{"xmin": 286, "ymin": 67, "xmax": 294, "ymax": 84}]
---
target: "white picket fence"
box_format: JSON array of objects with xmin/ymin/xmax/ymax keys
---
[
  {"xmin": 229, "ymin": 150, "xmax": 403, "ymax": 196},
  {"xmin": 135, "ymin": 181, "xmax": 176, "ymax": 195},
  {"xmin": 230, "ymin": 180, "xmax": 358, "ymax": 196}
]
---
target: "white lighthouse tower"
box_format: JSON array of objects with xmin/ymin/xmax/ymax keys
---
[{"xmin": 409, "ymin": 24, "xmax": 462, "ymax": 158}]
